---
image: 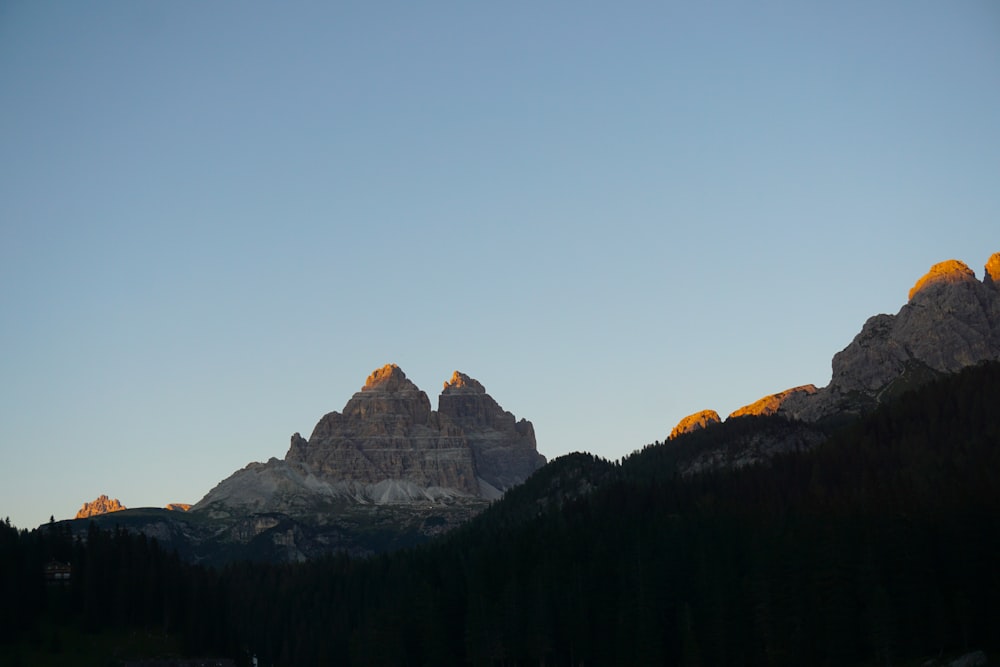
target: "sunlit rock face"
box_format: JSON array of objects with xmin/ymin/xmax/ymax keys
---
[
  {"xmin": 728, "ymin": 385, "xmax": 817, "ymax": 419},
  {"xmin": 777, "ymin": 253, "xmax": 1000, "ymax": 422},
  {"xmin": 985, "ymin": 252, "xmax": 1000, "ymax": 288},
  {"xmin": 907, "ymin": 259, "xmax": 978, "ymax": 300},
  {"xmin": 196, "ymin": 365, "xmax": 545, "ymax": 514},
  {"xmin": 75, "ymin": 495, "xmax": 126, "ymax": 519},
  {"xmin": 668, "ymin": 409, "xmax": 722, "ymax": 440}
]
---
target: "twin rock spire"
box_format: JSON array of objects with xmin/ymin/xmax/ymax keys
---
[
  {"xmin": 196, "ymin": 364, "xmax": 545, "ymax": 513},
  {"xmin": 361, "ymin": 364, "xmax": 485, "ymax": 396}
]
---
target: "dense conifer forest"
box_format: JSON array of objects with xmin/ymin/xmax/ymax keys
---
[{"xmin": 3, "ymin": 362, "xmax": 999, "ymax": 666}]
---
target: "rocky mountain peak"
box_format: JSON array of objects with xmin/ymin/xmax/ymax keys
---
[
  {"xmin": 781, "ymin": 253, "xmax": 998, "ymax": 421},
  {"xmin": 908, "ymin": 259, "xmax": 977, "ymax": 301},
  {"xmin": 669, "ymin": 410, "xmax": 721, "ymax": 440},
  {"xmin": 75, "ymin": 495, "xmax": 126, "ymax": 519},
  {"xmin": 443, "ymin": 371, "xmax": 486, "ymax": 394},
  {"xmin": 339, "ymin": 363, "xmax": 432, "ymax": 424},
  {"xmin": 436, "ymin": 372, "xmax": 544, "ymax": 493},
  {"xmin": 362, "ymin": 363, "xmax": 415, "ymax": 392},
  {"xmin": 196, "ymin": 365, "xmax": 545, "ymax": 514},
  {"xmin": 671, "ymin": 252, "xmax": 1000, "ymax": 434}
]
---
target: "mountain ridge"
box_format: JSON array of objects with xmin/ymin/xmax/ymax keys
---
[
  {"xmin": 55, "ymin": 252, "xmax": 1000, "ymax": 564},
  {"xmin": 671, "ymin": 252, "xmax": 1000, "ymax": 437}
]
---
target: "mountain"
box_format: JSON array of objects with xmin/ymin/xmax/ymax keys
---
[
  {"xmin": 15, "ymin": 362, "xmax": 997, "ymax": 666},
  {"xmin": 63, "ymin": 366, "xmax": 545, "ymax": 563},
  {"xmin": 12, "ymin": 260, "xmax": 1000, "ymax": 664},
  {"xmin": 59, "ymin": 253, "xmax": 1000, "ymax": 564},
  {"xmin": 75, "ymin": 495, "xmax": 126, "ymax": 519},
  {"xmin": 195, "ymin": 364, "xmax": 544, "ymax": 516},
  {"xmin": 778, "ymin": 253, "xmax": 1000, "ymax": 421},
  {"xmin": 671, "ymin": 253, "xmax": 1000, "ymax": 450}
]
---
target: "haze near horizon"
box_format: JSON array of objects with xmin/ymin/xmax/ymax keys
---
[{"xmin": 1, "ymin": 1, "xmax": 998, "ymax": 530}]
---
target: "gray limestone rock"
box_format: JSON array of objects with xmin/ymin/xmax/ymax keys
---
[
  {"xmin": 778, "ymin": 255, "xmax": 1000, "ymax": 422},
  {"xmin": 438, "ymin": 371, "xmax": 546, "ymax": 492},
  {"xmin": 195, "ymin": 364, "xmax": 545, "ymax": 514}
]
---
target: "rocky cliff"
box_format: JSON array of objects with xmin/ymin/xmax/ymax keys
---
[
  {"xmin": 438, "ymin": 371, "xmax": 544, "ymax": 492},
  {"xmin": 671, "ymin": 252, "xmax": 1000, "ymax": 440},
  {"xmin": 195, "ymin": 365, "xmax": 545, "ymax": 515},
  {"xmin": 285, "ymin": 364, "xmax": 480, "ymax": 496},
  {"xmin": 780, "ymin": 253, "xmax": 1000, "ymax": 422},
  {"xmin": 75, "ymin": 494, "xmax": 126, "ymax": 519}
]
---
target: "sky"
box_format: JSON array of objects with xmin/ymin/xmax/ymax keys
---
[{"xmin": 1, "ymin": 1, "xmax": 998, "ymax": 530}]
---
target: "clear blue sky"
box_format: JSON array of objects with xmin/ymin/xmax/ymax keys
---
[{"xmin": 2, "ymin": 1, "xmax": 998, "ymax": 529}]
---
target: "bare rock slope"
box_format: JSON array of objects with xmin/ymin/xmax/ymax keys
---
[{"xmin": 196, "ymin": 365, "xmax": 545, "ymax": 515}]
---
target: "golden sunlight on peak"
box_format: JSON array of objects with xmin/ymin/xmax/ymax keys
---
[
  {"xmin": 668, "ymin": 409, "xmax": 721, "ymax": 440},
  {"xmin": 443, "ymin": 371, "xmax": 485, "ymax": 393},
  {"xmin": 363, "ymin": 363, "xmax": 404, "ymax": 390},
  {"xmin": 908, "ymin": 260, "xmax": 975, "ymax": 301}
]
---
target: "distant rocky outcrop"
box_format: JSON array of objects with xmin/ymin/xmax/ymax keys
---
[
  {"xmin": 195, "ymin": 365, "xmax": 545, "ymax": 515},
  {"xmin": 165, "ymin": 503, "xmax": 191, "ymax": 512},
  {"xmin": 668, "ymin": 410, "xmax": 721, "ymax": 440},
  {"xmin": 75, "ymin": 495, "xmax": 126, "ymax": 519},
  {"xmin": 728, "ymin": 385, "xmax": 817, "ymax": 419},
  {"xmin": 670, "ymin": 252, "xmax": 1000, "ymax": 439}
]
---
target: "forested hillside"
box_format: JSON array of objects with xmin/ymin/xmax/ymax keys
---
[{"xmin": 4, "ymin": 362, "xmax": 999, "ymax": 666}]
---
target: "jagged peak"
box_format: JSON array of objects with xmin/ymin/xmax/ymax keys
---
[
  {"xmin": 442, "ymin": 370, "xmax": 486, "ymax": 394},
  {"xmin": 75, "ymin": 494, "xmax": 126, "ymax": 519},
  {"xmin": 985, "ymin": 252, "xmax": 1000, "ymax": 288},
  {"xmin": 908, "ymin": 259, "xmax": 977, "ymax": 301},
  {"xmin": 361, "ymin": 363, "xmax": 417, "ymax": 392}
]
